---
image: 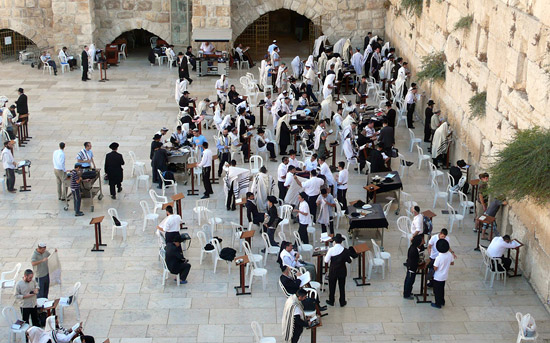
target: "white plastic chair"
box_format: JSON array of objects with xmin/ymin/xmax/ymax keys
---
[
  {"xmin": 193, "ymin": 199, "xmax": 210, "ymax": 225},
  {"xmin": 206, "ymin": 209, "xmax": 224, "ymax": 232},
  {"xmin": 213, "ymin": 238, "xmax": 231, "ymax": 274},
  {"xmin": 128, "ymin": 151, "xmax": 145, "ymax": 177},
  {"xmin": 306, "ymin": 214, "xmax": 317, "ymax": 246},
  {"xmin": 118, "ymin": 43, "xmax": 127, "ymax": 61},
  {"xmin": 334, "ymin": 201, "xmax": 346, "ymax": 229},
  {"xmin": 2, "ymin": 306, "xmax": 29, "ymax": 343},
  {"xmin": 397, "ymin": 216, "xmax": 412, "ymax": 249},
  {"xmin": 248, "ymin": 254, "xmax": 268, "ymax": 291},
  {"xmin": 416, "ymin": 145, "xmax": 430, "ymax": 170},
  {"xmin": 397, "ymin": 153, "xmax": 413, "ymax": 177},
  {"xmin": 243, "ymin": 240, "xmax": 263, "ymax": 274},
  {"xmin": 479, "ymin": 245, "xmax": 491, "ymax": 280},
  {"xmin": 371, "ymin": 239, "xmax": 391, "ymax": 273},
  {"xmin": 429, "ymin": 162, "xmax": 444, "ymax": 186},
  {"xmin": 249, "ymin": 155, "xmax": 264, "ymax": 175},
  {"xmin": 401, "ymin": 191, "xmax": 418, "ymax": 219},
  {"xmin": 261, "ymin": 232, "xmax": 279, "ymax": 266},
  {"xmin": 0, "ymin": 263, "xmax": 20, "ymax": 303},
  {"xmin": 516, "ymin": 312, "xmax": 538, "ymax": 343},
  {"xmin": 197, "ymin": 231, "xmax": 216, "ymax": 265},
  {"xmin": 107, "ymin": 208, "xmax": 128, "ymax": 242},
  {"xmin": 278, "ymin": 205, "xmax": 294, "ymax": 237},
  {"xmin": 158, "ymin": 170, "xmax": 177, "ymax": 196},
  {"xmin": 432, "ymin": 180, "xmax": 448, "ymax": 208},
  {"xmin": 251, "ymin": 321, "xmax": 276, "ymax": 343},
  {"xmin": 293, "ymin": 230, "xmax": 313, "ymax": 261},
  {"xmin": 58, "ymin": 281, "xmax": 81, "ymax": 324},
  {"xmin": 58, "ymin": 56, "xmax": 70, "ymax": 73},
  {"xmin": 166, "ymin": 53, "xmax": 174, "ymax": 69},
  {"xmin": 408, "ymin": 129, "xmax": 422, "ymax": 152},
  {"xmin": 231, "ymin": 222, "xmax": 245, "ymax": 251},
  {"xmin": 366, "ymin": 250, "xmax": 385, "ymax": 279},
  {"xmin": 231, "ymin": 150, "xmax": 245, "ymax": 165},
  {"xmin": 346, "ymin": 157, "xmax": 362, "ymax": 175},
  {"xmin": 140, "ymin": 200, "xmax": 159, "ymax": 232},
  {"xmin": 382, "ymin": 199, "xmax": 394, "ymax": 217},
  {"xmin": 446, "ymin": 202, "xmax": 464, "ymax": 233},
  {"xmin": 458, "ymin": 191, "xmax": 475, "ymax": 218},
  {"xmin": 278, "ymin": 231, "xmax": 287, "ymax": 243},
  {"xmin": 42, "ymin": 60, "xmax": 53, "ymax": 74},
  {"xmin": 488, "ymin": 257, "xmax": 507, "ymax": 288},
  {"xmin": 135, "ymin": 165, "xmax": 150, "ymax": 190},
  {"xmin": 155, "ymin": 53, "xmax": 167, "ymax": 66},
  {"xmin": 160, "ymin": 248, "xmax": 180, "ymax": 287},
  {"xmin": 149, "ymin": 189, "xmax": 168, "ymax": 214}
]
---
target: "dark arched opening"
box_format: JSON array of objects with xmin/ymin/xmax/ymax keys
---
[
  {"xmin": 0, "ymin": 29, "xmax": 36, "ymax": 62},
  {"xmin": 235, "ymin": 9, "xmax": 315, "ymax": 60},
  {"xmin": 112, "ymin": 29, "xmax": 169, "ymax": 57}
]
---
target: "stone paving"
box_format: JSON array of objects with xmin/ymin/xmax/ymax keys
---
[{"xmin": 0, "ymin": 54, "xmax": 549, "ymax": 343}]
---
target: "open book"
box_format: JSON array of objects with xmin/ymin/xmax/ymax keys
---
[
  {"xmin": 298, "ymin": 272, "xmax": 311, "ymax": 287},
  {"xmin": 72, "ymin": 322, "xmax": 82, "ymax": 332}
]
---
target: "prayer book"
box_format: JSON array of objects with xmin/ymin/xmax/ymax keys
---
[
  {"xmin": 43, "ymin": 300, "xmax": 55, "ymax": 308},
  {"xmin": 11, "ymin": 320, "xmax": 24, "ymax": 330},
  {"xmin": 72, "ymin": 322, "xmax": 81, "ymax": 331},
  {"xmin": 320, "ymin": 233, "xmax": 331, "ymax": 242},
  {"xmin": 298, "ymin": 272, "xmax": 311, "ymax": 287}
]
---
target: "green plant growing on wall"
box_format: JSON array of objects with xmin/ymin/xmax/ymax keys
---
[
  {"xmin": 488, "ymin": 127, "xmax": 550, "ymax": 205},
  {"xmin": 454, "ymin": 15, "xmax": 473, "ymax": 31},
  {"xmin": 416, "ymin": 51, "xmax": 446, "ymax": 83},
  {"xmin": 468, "ymin": 91, "xmax": 487, "ymax": 119},
  {"xmin": 401, "ymin": 0, "xmax": 423, "ymax": 17}
]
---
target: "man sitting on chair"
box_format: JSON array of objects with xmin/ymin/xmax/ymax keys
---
[
  {"xmin": 280, "ymin": 266, "xmax": 326, "ymax": 311},
  {"xmin": 245, "ymin": 192, "xmax": 265, "ymax": 227},
  {"xmin": 165, "ymin": 235, "xmax": 191, "ymax": 285}
]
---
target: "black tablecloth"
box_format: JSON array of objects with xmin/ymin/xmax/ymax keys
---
[
  {"xmin": 290, "ymin": 118, "xmax": 316, "ymax": 127},
  {"xmin": 348, "ymin": 201, "xmax": 389, "ymax": 230},
  {"xmin": 367, "ymin": 171, "xmax": 403, "ymax": 194}
]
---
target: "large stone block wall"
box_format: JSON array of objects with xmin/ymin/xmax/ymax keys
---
[
  {"xmin": 385, "ymin": 0, "xmax": 550, "ymax": 305},
  {"xmin": 0, "ymin": 0, "xmax": 54, "ymax": 48}
]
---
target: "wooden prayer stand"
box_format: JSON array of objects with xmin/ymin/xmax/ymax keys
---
[
  {"xmin": 508, "ymin": 239, "xmax": 524, "ymax": 277},
  {"xmin": 343, "ymin": 74, "xmax": 352, "ymax": 94},
  {"xmin": 90, "ymin": 216, "xmax": 106, "ymax": 252},
  {"xmin": 352, "ymin": 243, "xmax": 371, "ymax": 286},
  {"xmin": 422, "ymin": 210, "xmax": 437, "ymax": 220},
  {"xmin": 240, "ymin": 230, "xmax": 255, "ymax": 247},
  {"xmin": 210, "ymin": 154, "xmax": 219, "ymax": 184},
  {"xmin": 245, "ymin": 135, "xmax": 252, "ymax": 162},
  {"xmin": 16, "ymin": 124, "xmax": 25, "ymax": 147},
  {"xmin": 99, "ymin": 61, "xmax": 109, "ymax": 82},
  {"xmin": 186, "ymin": 162, "xmax": 199, "ymax": 196},
  {"xmin": 234, "ymin": 255, "xmax": 251, "ymax": 295},
  {"xmin": 307, "ymin": 319, "xmax": 322, "ymax": 343},
  {"xmin": 293, "ymin": 132, "xmax": 299, "ymax": 153},
  {"xmin": 18, "ymin": 114, "xmax": 31, "ymax": 143},
  {"xmin": 414, "ymin": 261, "xmax": 430, "ymax": 303},
  {"xmin": 19, "ymin": 165, "xmax": 31, "ymax": 192},
  {"xmin": 170, "ymin": 194, "xmax": 185, "ymax": 229},
  {"xmin": 469, "ymin": 179, "xmax": 480, "ymax": 213},
  {"xmin": 330, "ymin": 142, "xmax": 339, "ymax": 168},
  {"xmin": 474, "ymin": 215, "xmax": 495, "ymax": 251},
  {"xmin": 236, "ymin": 197, "xmax": 246, "ymax": 225},
  {"xmin": 364, "ymin": 184, "xmax": 380, "ymax": 204},
  {"xmin": 258, "ymin": 104, "xmax": 265, "ymax": 128}
]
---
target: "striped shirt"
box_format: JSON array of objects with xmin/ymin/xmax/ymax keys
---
[{"xmin": 70, "ymin": 170, "xmax": 79, "ymax": 190}]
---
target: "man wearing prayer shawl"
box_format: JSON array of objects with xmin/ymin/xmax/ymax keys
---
[
  {"xmin": 282, "ymin": 290, "xmax": 309, "ymax": 343},
  {"xmin": 322, "ymin": 72, "xmax": 336, "ymax": 100},
  {"xmin": 291, "ymin": 56, "xmax": 302, "ymax": 78},
  {"xmin": 276, "ymin": 112, "xmax": 292, "ymax": 155},
  {"xmin": 431, "ymin": 121, "xmax": 451, "ymax": 168},
  {"xmin": 351, "ymin": 48, "xmax": 363, "ymax": 76},
  {"xmin": 250, "ymin": 166, "xmax": 275, "ymax": 212}
]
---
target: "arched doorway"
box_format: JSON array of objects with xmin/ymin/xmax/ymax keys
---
[
  {"xmin": 0, "ymin": 29, "xmax": 36, "ymax": 62},
  {"xmin": 234, "ymin": 9, "xmax": 321, "ymax": 60},
  {"xmin": 112, "ymin": 29, "xmax": 169, "ymax": 56}
]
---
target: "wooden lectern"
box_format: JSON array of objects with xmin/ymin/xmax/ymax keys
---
[
  {"xmin": 211, "ymin": 154, "xmax": 219, "ymax": 184},
  {"xmin": 186, "ymin": 162, "xmax": 199, "ymax": 195},
  {"xmin": 331, "ymin": 142, "xmax": 339, "ymax": 168},
  {"xmin": 364, "ymin": 184, "xmax": 380, "ymax": 203},
  {"xmin": 508, "ymin": 239, "xmax": 524, "ymax": 277},
  {"xmin": 352, "ymin": 243, "xmax": 371, "ymax": 286},
  {"xmin": 19, "ymin": 164, "xmax": 31, "ymax": 192},
  {"xmin": 234, "ymin": 255, "xmax": 250, "ymax": 295},
  {"xmin": 240, "ymin": 230, "xmax": 255, "ymax": 247},
  {"xmin": 90, "ymin": 216, "xmax": 106, "ymax": 252},
  {"xmin": 171, "ymin": 193, "xmax": 185, "ymax": 229},
  {"xmin": 236, "ymin": 197, "xmax": 246, "ymax": 225},
  {"xmin": 414, "ymin": 261, "xmax": 430, "ymax": 303},
  {"xmin": 18, "ymin": 114, "xmax": 31, "ymax": 143},
  {"xmin": 258, "ymin": 104, "xmax": 265, "ymax": 128}
]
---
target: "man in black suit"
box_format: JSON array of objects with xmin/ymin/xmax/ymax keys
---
[
  {"xmin": 377, "ymin": 118, "xmax": 394, "ymax": 156},
  {"xmin": 245, "ymin": 192, "xmax": 265, "ymax": 226},
  {"xmin": 177, "ymin": 52, "xmax": 192, "ymax": 84},
  {"xmin": 325, "ymin": 234, "xmax": 352, "ymax": 307},
  {"xmin": 384, "ymin": 101, "xmax": 396, "ymax": 128},
  {"xmin": 369, "ymin": 143, "xmax": 391, "ymax": 173},
  {"xmin": 404, "ymin": 235, "xmax": 425, "ymax": 299},
  {"xmin": 280, "ymin": 266, "xmax": 327, "ymax": 311},
  {"xmin": 81, "ymin": 46, "xmax": 90, "ymax": 81},
  {"xmin": 15, "ymin": 88, "xmax": 28, "ymax": 117},
  {"xmin": 151, "ymin": 141, "xmax": 168, "ymax": 188},
  {"xmin": 104, "ymin": 142, "xmax": 125, "ymax": 199},
  {"xmin": 165, "ymin": 235, "xmax": 191, "ymax": 285},
  {"xmin": 424, "ymin": 99, "xmax": 435, "ymax": 142}
]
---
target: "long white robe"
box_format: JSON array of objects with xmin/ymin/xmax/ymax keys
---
[
  {"xmin": 322, "ymin": 73, "xmax": 335, "ymax": 100},
  {"xmin": 432, "ymin": 122, "xmax": 450, "ymax": 158},
  {"xmin": 342, "ymin": 39, "xmax": 352, "ymax": 64},
  {"xmin": 291, "ymin": 56, "xmax": 302, "ymax": 78},
  {"xmin": 284, "ymin": 175, "xmax": 306, "ymax": 206},
  {"xmin": 333, "ymin": 38, "xmax": 346, "ymax": 57},
  {"xmin": 312, "ymin": 36, "xmax": 327, "ymax": 57},
  {"xmin": 351, "ymin": 51, "xmax": 363, "ymax": 76},
  {"xmin": 259, "ymin": 59, "xmax": 267, "ymax": 87},
  {"xmin": 319, "ymin": 98, "xmax": 332, "ymax": 121},
  {"xmin": 175, "ymin": 78, "xmax": 188, "ymax": 102},
  {"xmin": 313, "ymin": 125, "xmax": 326, "ymax": 150},
  {"xmin": 250, "ymin": 172, "xmax": 275, "ymax": 212},
  {"xmin": 318, "ymin": 52, "xmax": 327, "ymax": 78}
]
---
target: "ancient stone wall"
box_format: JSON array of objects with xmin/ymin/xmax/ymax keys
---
[
  {"xmin": 0, "ymin": 0, "xmax": 54, "ymax": 48},
  {"xmin": 385, "ymin": 0, "xmax": 550, "ymax": 305}
]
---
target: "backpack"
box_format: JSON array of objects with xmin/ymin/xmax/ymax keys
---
[
  {"xmin": 220, "ymin": 247, "xmax": 237, "ymax": 261},
  {"xmin": 423, "ymin": 216, "xmax": 433, "ymax": 236}
]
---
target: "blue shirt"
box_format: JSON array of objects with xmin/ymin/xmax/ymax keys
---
[{"xmin": 192, "ymin": 135, "xmax": 207, "ymax": 150}]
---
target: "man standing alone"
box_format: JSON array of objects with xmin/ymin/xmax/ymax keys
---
[
  {"xmin": 31, "ymin": 243, "xmax": 57, "ymax": 298},
  {"xmin": 104, "ymin": 142, "xmax": 125, "ymax": 199},
  {"xmin": 2, "ymin": 141, "xmax": 17, "ymax": 193},
  {"xmin": 81, "ymin": 46, "xmax": 90, "ymax": 82},
  {"xmin": 15, "ymin": 269, "xmax": 39, "ymax": 326},
  {"xmin": 71, "ymin": 164, "xmax": 84, "ymax": 216},
  {"xmin": 53, "ymin": 142, "xmax": 66, "ymax": 201}
]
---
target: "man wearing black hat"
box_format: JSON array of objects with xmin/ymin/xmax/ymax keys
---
[
  {"xmin": 384, "ymin": 101, "xmax": 396, "ymax": 128},
  {"xmin": 431, "ymin": 239, "xmax": 454, "ymax": 308},
  {"xmin": 177, "ymin": 52, "xmax": 193, "ymax": 84},
  {"xmin": 165, "ymin": 234, "xmax": 191, "ymax": 285},
  {"xmin": 15, "ymin": 88, "xmax": 28, "ymax": 119},
  {"xmin": 151, "ymin": 141, "xmax": 168, "ymax": 188},
  {"xmin": 104, "ymin": 142, "xmax": 125, "ymax": 199},
  {"xmin": 424, "ymin": 100, "xmax": 435, "ymax": 142},
  {"xmin": 324, "ymin": 233, "xmax": 352, "ymax": 307}
]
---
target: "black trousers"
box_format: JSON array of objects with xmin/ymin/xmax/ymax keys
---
[
  {"xmin": 82, "ymin": 66, "xmax": 88, "ymax": 80},
  {"xmin": 291, "ymin": 316, "xmax": 305, "ymax": 343},
  {"xmin": 328, "ymin": 274, "xmax": 346, "ymax": 305},
  {"xmin": 406, "ymin": 103, "xmax": 415, "ymax": 128},
  {"xmin": 202, "ymin": 166, "xmax": 213, "ymax": 195},
  {"xmin": 263, "ymin": 225, "xmax": 278, "ymax": 246},
  {"xmin": 37, "ymin": 274, "xmax": 50, "ymax": 299},
  {"xmin": 218, "ymin": 152, "xmax": 229, "ymax": 177},
  {"xmin": 337, "ymin": 188, "xmax": 348, "ymax": 214},
  {"xmin": 177, "ymin": 262, "xmax": 191, "ymax": 281},
  {"xmin": 403, "ymin": 270, "xmax": 416, "ymax": 298},
  {"xmin": 278, "ymin": 181, "xmax": 287, "ymax": 200},
  {"xmin": 306, "ymin": 194, "xmax": 319, "ymax": 222},
  {"xmin": 321, "ymin": 217, "xmax": 334, "ymax": 235},
  {"xmin": 21, "ymin": 307, "xmax": 39, "ymax": 326},
  {"xmin": 109, "ymin": 182, "xmax": 122, "ymax": 196},
  {"xmin": 267, "ymin": 143, "xmax": 276, "ymax": 158},
  {"xmin": 298, "ymin": 223, "xmax": 309, "ymax": 244},
  {"xmin": 6, "ymin": 168, "xmax": 15, "ymax": 191},
  {"xmin": 433, "ymin": 279, "xmax": 446, "ymax": 306},
  {"xmin": 226, "ymin": 183, "xmax": 235, "ymax": 210},
  {"xmin": 306, "ymin": 84, "xmax": 318, "ymax": 103}
]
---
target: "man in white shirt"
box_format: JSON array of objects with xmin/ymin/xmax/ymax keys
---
[
  {"xmin": 293, "ymin": 192, "xmax": 312, "ymax": 244},
  {"xmin": 486, "ymin": 235, "xmax": 518, "ymax": 272},
  {"xmin": 197, "ymin": 141, "xmax": 213, "ymax": 199},
  {"xmin": 76, "ymin": 141, "xmax": 95, "ymax": 168},
  {"xmin": 279, "ymin": 241, "xmax": 316, "ymax": 278},
  {"xmin": 2, "ymin": 141, "xmax": 16, "ymax": 193},
  {"xmin": 303, "ymin": 64, "xmax": 318, "ymax": 103},
  {"xmin": 305, "ymin": 153, "xmax": 318, "ymax": 171},
  {"xmin": 324, "ymin": 234, "xmax": 351, "ymax": 307},
  {"xmin": 336, "ymin": 161, "xmax": 348, "ymax": 213},
  {"xmin": 432, "ymin": 239, "xmax": 454, "ymax": 308},
  {"xmin": 200, "ymin": 41, "xmax": 215, "ymax": 54},
  {"xmin": 295, "ymin": 169, "xmax": 324, "ymax": 222},
  {"xmin": 411, "ymin": 206, "xmax": 423, "ymax": 238},
  {"xmin": 288, "ymin": 150, "xmax": 300, "ymax": 169},
  {"xmin": 318, "ymin": 157, "xmax": 336, "ymax": 194},
  {"xmin": 277, "ymin": 157, "xmax": 289, "ymax": 200},
  {"xmin": 271, "ymin": 46, "xmax": 281, "ymax": 69},
  {"xmin": 157, "ymin": 205, "xmax": 183, "ymax": 243},
  {"xmin": 343, "ymin": 137, "xmax": 355, "ymax": 162},
  {"xmin": 53, "ymin": 142, "xmax": 66, "ymax": 200},
  {"xmin": 405, "ymin": 85, "xmax": 418, "ymax": 129},
  {"xmin": 427, "ymin": 229, "xmax": 456, "ymax": 287},
  {"xmin": 215, "ymin": 75, "xmax": 228, "ymax": 109}
]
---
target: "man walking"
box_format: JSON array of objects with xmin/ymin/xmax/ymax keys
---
[
  {"xmin": 2, "ymin": 141, "xmax": 17, "ymax": 193},
  {"xmin": 53, "ymin": 142, "xmax": 66, "ymax": 200},
  {"xmin": 31, "ymin": 243, "xmax": 57, "ymax": 299},
  {"xmin": 15, "ymin": 269, "xmax": 39, "ymax": 326},
  {"xmin": 104, "ymin": 142, "xmax": 125, "ymax": 199},
  {"xmin": 71, "ymin": 164, "xmax": 84, "ymax": 216}
]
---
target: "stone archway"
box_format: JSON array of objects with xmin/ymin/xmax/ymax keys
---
[
  {"xmin": 96, "ymin": 18, "xmax": 170, "ymax": 48},
  {"xmin": 230, "ymin": 0, "xmax": 332, "ymax": 41},
  {"xmin": 1, "ymin": 22, "xmax": 48, "ymax": 49}
]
